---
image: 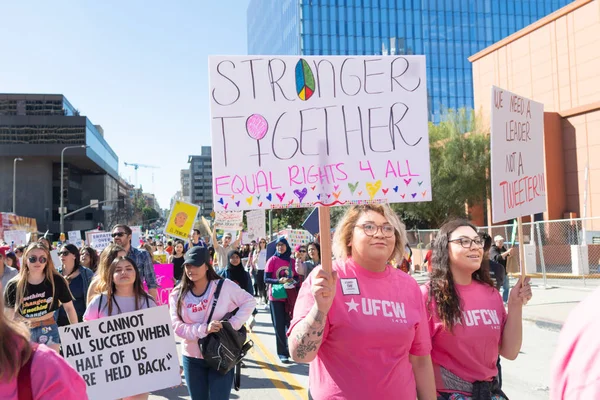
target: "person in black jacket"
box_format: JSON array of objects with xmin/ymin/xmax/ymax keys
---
[
  {"xmin": 481, "ymin": 233, "xmax": 505, "ymax": 290},
  {"xmin": 489, "ymin": 235, "xmax": 513, "ymax": 304}
]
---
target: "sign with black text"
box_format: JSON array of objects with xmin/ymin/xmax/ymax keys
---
[{"xmin": 59, "ymin": 306, "xmax": 180, "ymax": 400}]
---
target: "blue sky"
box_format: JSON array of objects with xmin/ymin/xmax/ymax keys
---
[{"xmin": 0, "ymin": 0, "xmax": 250, "ymax": 209}]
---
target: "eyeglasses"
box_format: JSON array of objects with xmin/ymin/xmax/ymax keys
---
[
  {"xmin": 28, "ymin": 256, "xmax": 48, "ymax": 264},
  {"xmin": 112, "ymin": 232, "xmax": 126, "ymax": 238},
  {"xmin": 299, "ymin": 250, "xmax": 307, "ymax": 253},
  {"xmin": 449, "ymin": 238, "xmax": 484, "ymax": 248},
  {"xmin": 58, "ymin": 251, "xmax": 71, "ymax": 256},
  {"xmin": 355, "ymin": 223, "xmax": 395, "ymax": 238}
]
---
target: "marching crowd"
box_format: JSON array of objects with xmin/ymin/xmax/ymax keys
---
[{"xmin": 0, "ymin": 205, "xmax": 598, "ymax": 399}]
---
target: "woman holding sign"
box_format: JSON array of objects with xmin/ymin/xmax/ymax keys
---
[
  {"xmin": 289, "ymin": 204, "xmax": 436, "ymax": 400},
  {"xmin": 86, "ymin": 244, "xmax": 127, "ymax": 304},
  {"xmin": 3, "ymin": 243, "xmax": 78, "ymax": 354},
  {"xmin": 169, "ymin": 246, "xmax": 255, "ymax": 400},
  {"xmin": 84, "ymin": 256, "xmax": 157, "ymax": 400},
  {"xmin": 0, "ymin": 281, "xmax": 88, "ymax": 399},
  {"xmin": 421, "ymin": 219, "xmax": 532, "ymax": 400}
]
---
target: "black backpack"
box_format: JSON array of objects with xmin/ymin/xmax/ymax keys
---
[{"xmin": 198, "ymin": 279, "xmax": 253, "ymax": 389}]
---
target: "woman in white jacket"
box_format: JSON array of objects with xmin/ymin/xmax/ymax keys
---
[{"xmin": 169, "ymin": 246, "xmax": 256, "ymax": 400}]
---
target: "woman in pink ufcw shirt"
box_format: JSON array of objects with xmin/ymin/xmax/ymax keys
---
[
  {"xmin": 288, "ymin": 204, "xmax": 436, "ymax": 400},
  {"xmin": 422, "ymin": 219, "xmax": 532, "ymax": 400},
  {"xmin": 0, "ymin": 281, "xmax": 88, "ymax": 400}
]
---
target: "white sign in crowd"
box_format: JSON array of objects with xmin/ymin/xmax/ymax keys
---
[
  {"xmin": 209, "ymin": 55, "xmax": 431, "ymax": 212},
  {"xmin": 490, "ymin": 86, "xmax": 546, "ymax": 222},
  {"xmin": 214, "ymin": 210, "xmax": 244, "ymax": 230},
  {"xmin": 59, "ymin": 306, "xmax": 181, "ymax": 400},
  {"xmin": 245, "ymin": 209, "xmax": 266, "ymax": 242}
]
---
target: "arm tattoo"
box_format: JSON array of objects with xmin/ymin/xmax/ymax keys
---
[{"xmin": 293, "ymin": 308, "xmax": 326, "ymax": 360}]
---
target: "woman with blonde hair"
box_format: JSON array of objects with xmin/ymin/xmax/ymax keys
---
[
  {"xmin": 289, "ymin": 204, "xmax": 436, "ymax": 400},
  {"xmin": 4, "ymin": 243, "xmax": 78, "ymax": 354},
  {"xmin": 0, "ymin": 281, "xmax": 88, "ymax": 398},
  {"xmin": 86, "ymin": 243, "xmax": 127, "ymax": 304}
]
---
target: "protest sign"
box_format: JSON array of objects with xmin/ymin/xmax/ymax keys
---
[
  {"xmin": 131, "ymin": 226, "xmax": 142, "ymax": 247},
  {"xmin": 143, "ymin": 264, "xmax": 174, "ymax": 306},
  {"xmin": 59, "ymin": 306, "xmax": 180, "ymax": 400},
  {"xmin": 302, "ymin": 208, "xmax": 319, "ymax": 235},
  {"xmin": 245, "ymin": 209, "xmax": 266, "ymax": 241},
  {"xmin": 491, "ymin": 86, "xmax": 546, "ymax": 223},
  {"xmin": 50, "ymin": 250, "xmax": 61, "ymax": 269},
  {"xmin": 209, "ymin": 55, "xmax": 430, "ymax": 211},
  {"xmin": 3, "ymin": 229, "xmax": 27, "ymax": 246},
  {"xmin": 68, "ymin": 230, "xmax": 81, "ymax": 243},
  {"xmin": 165, "ymin": 200, "xmax": 200, "ymax": 241},
  {"xmin": 214, "ymin": 210, "xmax": 244, "ymax": 230},
  {"xmin": 153, "ymin": 253, "xmax": 168, "ymax": 265},
  {"xmin": 285, "ymin": 229, "xmax": 313, "ymax": 249},
  {"xmin": 89, "ymin": 232, "xmax": 113, "ymax": 252}
]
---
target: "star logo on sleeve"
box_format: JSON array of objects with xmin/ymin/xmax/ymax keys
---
[{"xmin": 345, "ymin": 298, "xmax": 359, "ymax": 312}]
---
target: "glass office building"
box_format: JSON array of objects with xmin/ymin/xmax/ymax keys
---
[{"xmin": 247, "ymin": 0, "xmax": 572, "ymax": 122}]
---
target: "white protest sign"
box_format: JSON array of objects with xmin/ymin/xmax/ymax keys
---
[
  {"xmin": 209, "ymin": 55, "xmax": 431, "ymax": 211},
  {"xmin": 131, "ymin": 226, "xmax": 142, "ymax": 247},
  {"xmin": 245, "ymin": 210, "xmax": 266, "ymax": 242},
  {"xmin": 285, "ymin": 229, "xmax": 313, "ymax": 249},
  {"xmin": 491, "ymin": 86, "xmax": 546, "ymax": 223},
  {"xmin": 89, "ymin": 232, "xmax": 113, "ymax": 252},
  {"xmin": 3, "ymin": 229, "xmax": 27, "ymax": 246},
  {"xmin": 214, "ymin": 210, "xmax": 244, "ymax": 230},
  {"xmin": 68, "ymin": 230, "xmax": 81, "ymax": 243},
  {"xmin": 59, "ymin": 306, "xmax": 180, "ymax": 400},
  {"xmin": 50, "ymin": 250, "xmax": 61, "ymax": 270}
]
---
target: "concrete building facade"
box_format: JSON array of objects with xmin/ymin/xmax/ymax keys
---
[{"xmin": 188, "ymin": 146, "xmax": 213, "ymax": 218}]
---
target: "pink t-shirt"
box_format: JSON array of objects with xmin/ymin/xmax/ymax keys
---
[
  {"xmin": 421, "ymin": 281, "xmax": 507, "ymax": 394},
  {"xmin": 289, "ymin": 258, "xmax": 431, "ymax": 400},
  {"xmin": 0, "ymin": 342, "xmax": 88, "ymax": 399},
  {"xmin": 550, "ymin": 287, "xmax": 600, "ymax": 399}
]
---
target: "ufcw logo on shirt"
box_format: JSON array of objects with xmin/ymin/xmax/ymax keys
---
[
  {"xmin": 346, "ymin": 298, "xmax": 407, "ymax": 322},
  {"xmin": 456, "ymin": 309, "xmax": 501, "ymax": 327}
]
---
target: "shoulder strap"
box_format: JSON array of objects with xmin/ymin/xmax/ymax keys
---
[
  {"xmin": 205, "ymin": 279, "xmax": 225, "ymax": 324},
  {"xmin": 17, "ymin": 343, "xmax": 38, "ymax": 400}
]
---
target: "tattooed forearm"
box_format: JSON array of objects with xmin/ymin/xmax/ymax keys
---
[{"xmin": 291, "ymin": 306, "xmax": 326, "ymax": 362}]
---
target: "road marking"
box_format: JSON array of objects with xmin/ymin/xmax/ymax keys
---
[
  {"xmin": 247, "ymin": 342, "xmax": 299, "ymax": 400},
  {"xmin": 250, "ymin": 331, "xmax": 308, "ymax": 399}
]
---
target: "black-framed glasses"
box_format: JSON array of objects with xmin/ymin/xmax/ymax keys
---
[
  {"xmin": 355, "ymin": 223, "xmax": 395, "ymax": 238},
  {"xmin": 58, "ymin": 251, "xmax": 71, "ymax": 256},
  {"xmin": 28, "ymin": 255, "xmax": 48, "ymax": 264},
  {"xmin": 449, "ymin": 237, "xmax": 484, "ymax": 248},
  {"xmin": 112, "ymin": 232, "xmax": 126, "ymax": 238},
  {"xmin": 298, "ymin": 249, "xmax": 307, "ymax": 253}
]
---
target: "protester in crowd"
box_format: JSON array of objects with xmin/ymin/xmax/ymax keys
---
[
  {"xmin": 208, "ymin": 246, "xmax": 216, "ymax": 267},
  {"xmin": 86, "ymin": 244, "xmax": 127, "ymax": 304},
  {"xmin": 0, "ymin": 281, "xmax": 88, "ymax": 399},
  {"xmin": 0, "ymin": 248, "xmax": 18, "ymax": 289},
  {"xmin": 265, "ymin": 237, "xmax": 300, "ymax": 364},
  {"xmin": 289, "ymin": 204, "xmax": 435, "ymax": 399},
  {"xmin": 14, "ymin": 245, "xmax": 26, "ymax": 269},
  {"xmin": 185, "ymin": 229, "xmax": 207, "ymax": 252},
  {"xmin": 246, "ymin": 242, "xmax": 257, "ymax": 295},
  {"xmin": 423, "ymin": 244, "xmax": 433, "ymax": 274},
  {"xmin": 550, "ymin": 286, "xmax": 600, "ymax": 399},
  {"xmin": 212, "ymin": 229, "xmax": 241, "ymax": 270},
  {"xmin": 250, "ymin": 238, "xmax": 268, "ymax": 306},
  {"xmin": 293, "ymin": 244, "xmax": 308, "ymax": 282},
  {"xmin": 37, "ymin": 237, "xmax": 52, "ymax": 251},
  {"xmin": 480, "ymin": 232, "xmax": 505, "ymax": 290},
  {"xmin": 56, "ymin": 244, "xmax": 94, "ymax": 326},
  {"xmin": 111, "ymin": 224, "xmax": 158, "ymax": 300},
  {"xmin": 80, "ymin": 246, "xmax": 100, "ymax": 273},
  {"xmin": 85, "ymin": 256, "xmax": 156, "ymax": 400},
  {"xmin": 169, "ymin": 247, "xmax": 255, "ymax": 400},
  {"xmin": 153, "ymin": 242, "xmax": 169, "ymax": 263},
  {"xmin": 4, "ymin": 243, "xmax": 78, "ymax": 353},
  {"xmin": 304, "ymin": 241, "xmax": 321, "ymax": 277},
  {"xmin": 169, "ymin": 240, "xmax": 186, "ymax": 284},
  {"xmin": 165, "ymin": 240, "xmax": 173, "ymax": 255},
  {"xmin": 5, "ymin": 252, "xmax": 18, "ymax": 270},
  {"xmin": 220, "ymin": 250, "xmax": 253, "ymax": 295},
  {"xmin": 490, "ymin": 235, "xmax": 512, "ymax": 304},
  {"xmin": 422, "ymin": 219, "xmax": 532, "ymax": 400}
]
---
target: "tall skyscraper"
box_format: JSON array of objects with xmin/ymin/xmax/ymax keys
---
[
  {"xmin": 188, "ymin": 147, "xmax": 213, "ymax": 218},
  {"xmin": 247, "ymin": 0, "xmax": 572, "ymax": 122}
]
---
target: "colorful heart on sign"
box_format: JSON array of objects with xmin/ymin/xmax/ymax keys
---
[
  {"xmin": 404, "ymin": 178, "xmax": 412, "ymax": 186},
  {"xmin": 218, "ymin": 198, "xmax": 224, "ymax": 205},
  {"xmin": 235, "ymin": 201, "xmax": 240, "ymax": 207},
  {"xmin": 246, "ymin": 196, "xmax": 253, "ymax": 206},
  {"xmin": 266, "ymin": 193, "xmax": 272, "ymax": 202},
  {"xmin": 393, "ymin": 186, "xmax": 399, "ymax": 192},
  {"xmin": 294, "ymin": 188, "xmax": 308, "ymax": 203},
  {"xmin": 366, "ymin": 180, "xmax": 382, "ymax": 199},
  {"xmin": 246, "ymin": 114, "xmax": 269, "ymax": 140},
  {"xmin": 276, "ymin": 193, "xmax": 286, "ymax": 202},
  {"xmin": 348, "ymin": 182, "xmax": 359, "ymax": 195}
]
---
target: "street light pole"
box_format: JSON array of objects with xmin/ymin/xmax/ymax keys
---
[
  {"xmin": 12, "ymin": 158, "xmax": 23, "ymax": 213},
  {"xmin": 60, "ymin": 145, "xmax": 87, "ymax": 234}
]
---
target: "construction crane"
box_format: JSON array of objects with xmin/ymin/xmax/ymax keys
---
[{"xmin": 124, "ymin": 162, "xmax": 159, "ymax": 189}]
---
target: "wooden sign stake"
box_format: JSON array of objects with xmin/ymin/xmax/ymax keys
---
[
  {"xmin": 318, "ymin": 207, "xmax": 332, "ymax": 274},
  {"xmin": 516, "ymin": 216, "xmax": 526, "ymax": 284}
]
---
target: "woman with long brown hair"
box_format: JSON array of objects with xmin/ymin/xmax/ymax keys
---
[
  {"xmin": 86, "ymin": 243, "xmax": 127, "ymax": 304},
  {"xmin": 80, "ymin": 245, "xmax": 100, "ymax": 273},
  {"xmin": 3, "ymin": 243, "xmax": 78, "ymax": 354},
  {"xmin": 0, "ymin": 281, "xmax": 87, "ymax": 398},
  {"xmin": 422, "ymin": 219, "xmax": 532, "ymax": 400},
  {"xmin": 169, "ymin": 246, "xmax": 255, "ymax": 399}
]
